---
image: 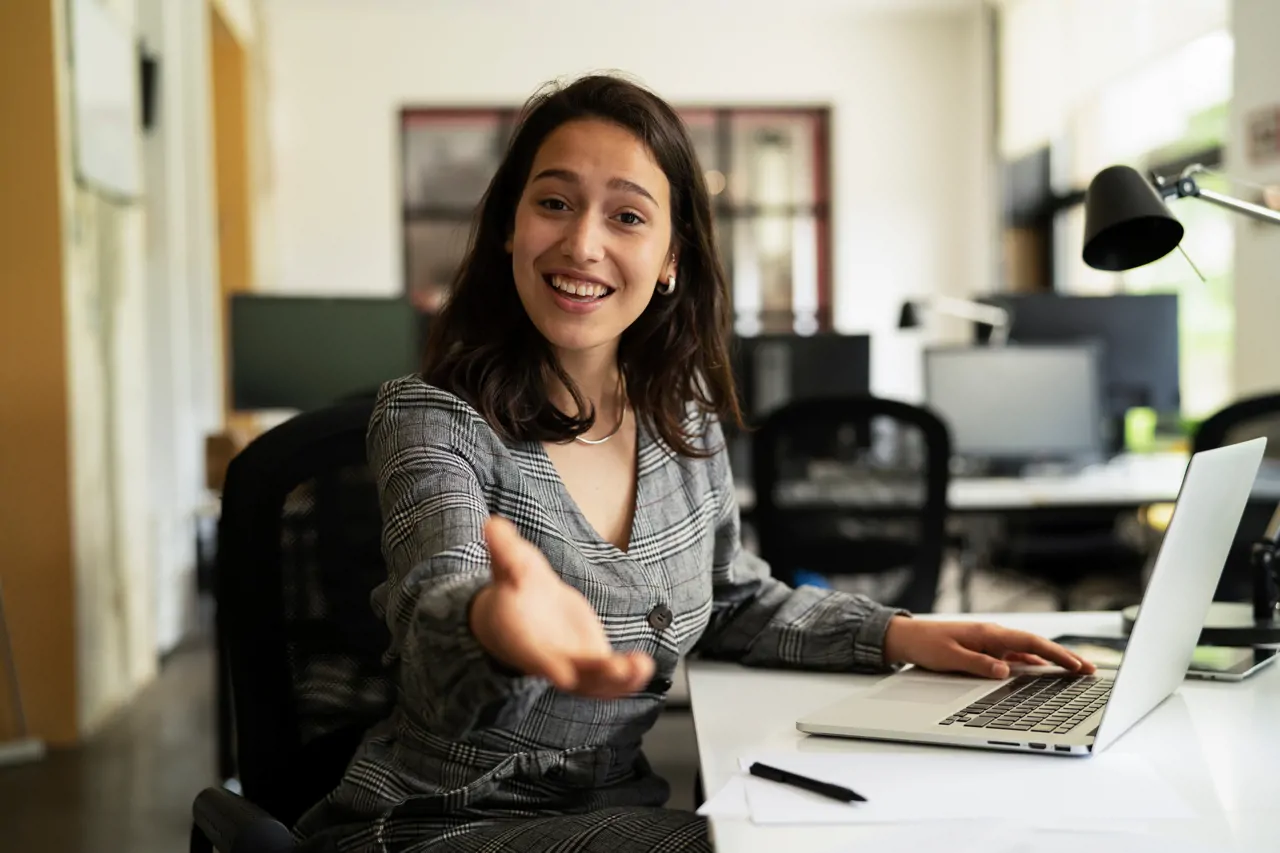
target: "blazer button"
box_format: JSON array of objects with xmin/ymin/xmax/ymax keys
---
[
  {"xmin": 647, "ymin": 604, "xmax": 673, "ymax": 631},
  {"xmin": 645, "ymin": 676, "xmax": 674, "ymax": 694}
]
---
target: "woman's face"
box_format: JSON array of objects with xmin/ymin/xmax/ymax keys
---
[{"xmin": 509, "ymin": 119, "xmax": 677, "ymax": 356}]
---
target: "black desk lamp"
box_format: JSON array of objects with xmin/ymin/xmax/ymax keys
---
[
  {"xmin": 1083, "ymin": 163, "xmax": 1280, "ymax": 269},
  {"xmin": 1083, "ymin": 163, "xmax": 1280, "ymax": 645}
]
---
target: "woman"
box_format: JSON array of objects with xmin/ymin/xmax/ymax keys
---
[{"xmin": 295, "ymin": 74, "xmax": 1092, "ymax": 853}]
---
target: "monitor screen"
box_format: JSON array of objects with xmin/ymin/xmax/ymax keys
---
[
  {"xmin": 230, "ymin": 295, "xmax": 421, "ymax": 412},
  {"xmin": 732, "ymin": 333, "xmax": 871, "ymax": 421},
  {"xmin": 980, "ymin": 293, "xmax": 1180, "ymax": 418},
  {"xmin": 727, "ymin": 333, "xmax": 872, "ymax": 480},
  {"xmin": 924, "ymin": 345, "xmax": 1104, "ymax": 460}
]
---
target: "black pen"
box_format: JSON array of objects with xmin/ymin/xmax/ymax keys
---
[{"xmin": 748, "ymin": 762, "xmax": 867, "ymax": 803}]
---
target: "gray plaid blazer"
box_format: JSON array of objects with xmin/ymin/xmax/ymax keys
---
[{"xmin": 294, "ymin": 375, "xmax": 901, "ymax": 851}]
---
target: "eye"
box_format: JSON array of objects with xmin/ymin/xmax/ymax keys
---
[
  {"xmin": 538, "ymin": 198, "xmax": 570, "ymax": 212},
  {"xmin": 615, "ymin": 211, "xmax": 646, "ymax": 226}
]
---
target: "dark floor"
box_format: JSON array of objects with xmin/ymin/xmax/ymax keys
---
[
  {"xmin": 0, "ymin": 640, "xmax": 218, "ymax": 853},
  {"xmin": 0, "ymin": 641, "xmax": 700, "ymax": 853}
]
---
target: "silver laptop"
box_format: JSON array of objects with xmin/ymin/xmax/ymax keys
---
[{"xmin": 797, "ymin": 438, "xmax": 1266, "ymax": 756}]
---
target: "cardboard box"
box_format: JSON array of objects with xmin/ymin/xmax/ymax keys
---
[{"xmin": 204, "ymin": 428, "xmax": 253, "ymax": 493}]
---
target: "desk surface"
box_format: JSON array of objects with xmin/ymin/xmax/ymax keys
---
[
  {"xmin": 736, "ymin": 454, "xmax": 1280, "ymax": 513},
  {"xmin": 688, "ymin": 611, "xmax": 1280, "ymax": 853}
]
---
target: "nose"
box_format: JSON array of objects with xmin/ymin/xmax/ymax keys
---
[{"xmin": 560, "ymin": 211, "xmax": 605, "ymax": 264}]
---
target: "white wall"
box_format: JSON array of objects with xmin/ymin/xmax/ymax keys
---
[
  {"xmin": 46, "ymin": 0, "xmax": 225, "ymax": 734},
  {"xmin": 54, "ymin": 0, "xmax": 157, "ymax": 733},
  {"xmin": 1227, "ymin": 0, "xmax": 1280, "ymax": 399},
  {"xmin": 136, "ymin": 0, "xmax": 226, "ymax": 656},
  {"xmin": 999, "ymin": 0, "xmax": 1229, "ymax": 157},
  {"xmin": 260, "ymin": 0, "xmax": 996, "ymax": 400}
]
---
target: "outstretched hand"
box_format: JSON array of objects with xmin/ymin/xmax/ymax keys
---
[
  {"xmin": 469, "ymin": 517, "xmax": 655, "ymax": 698},
  {"xmin": 883, "ymin": 617, "xmax": 1097, "ymax": 679}
]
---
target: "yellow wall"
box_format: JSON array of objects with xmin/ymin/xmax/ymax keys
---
[{"xmin": 0, "ymin": 0, "xmax": 79, "ymax": 745}]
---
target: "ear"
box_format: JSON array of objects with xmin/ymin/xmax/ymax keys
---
[
  {"xmin": 504, "ymin": 236, "xmax": 513, "ymax": 254},
  {"xmin": 664, "ymin": 251, "xmax": 678, "ymax": 281}
]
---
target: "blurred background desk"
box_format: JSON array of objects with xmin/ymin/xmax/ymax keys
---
[
  {"xmin": 689, "ymin": 610, "xmax": 1280, "ymax": 853},
  {"xmin": 736, "ymin": 452, "xmax": 1199, "ymax": 515},
  {"xmin": 736, "ymin": 455, "xmax": 1280, "ymax": 612}
]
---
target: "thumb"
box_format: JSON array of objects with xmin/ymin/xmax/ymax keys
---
[
  {"xmin": 484, "ymin": 516, "xmax": 535, "ymax": 586},
  {"xmin": 952, "ymin": 646, "xmax": 1010, "ymax": 679}
]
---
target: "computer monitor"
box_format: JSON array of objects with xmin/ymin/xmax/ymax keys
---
[
  {"xmin": 732, "ymin": 333, "xmax": 872, "ymax": 422},
  {"xmin": 979, "ymin": 293, "xmax": 1180, "ymax": 420},
  {"xmin": 728, "ymin": 333, "xmax": 872, "ymax": 480},
  {"xmin": 924, "ymin": 345, "xmax": 1104, "ymax": 468},
  {"xmin": 230, "ymin": 295, "xmax": 421, "ymax": 411}
]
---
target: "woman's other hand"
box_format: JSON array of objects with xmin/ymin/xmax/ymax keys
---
[
  {"xmin": 883, "ymin": 617, "xmax": 1097, "ymax": 679},
  {"xmin": 470, "ymin": 517, "xmax": 655, "ymax": 697}
]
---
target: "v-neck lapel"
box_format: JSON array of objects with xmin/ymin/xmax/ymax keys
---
[{"xmin": 528, "ymin": 422, "xmax": 650, "ymax": 562}]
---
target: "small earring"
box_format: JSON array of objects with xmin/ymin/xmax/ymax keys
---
[{"xmin": 659, "ymin": 271, "xmax": 676, "ymax": 296}]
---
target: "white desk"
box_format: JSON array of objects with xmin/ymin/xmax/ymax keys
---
[{"xmin": 688, "ymin": 611, "xmax": 1280, "ymax": 853}]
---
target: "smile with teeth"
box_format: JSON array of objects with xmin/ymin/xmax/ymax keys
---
[{"xmin": 546, "ymin": 274, "xmax": 614, "ymax": 301}]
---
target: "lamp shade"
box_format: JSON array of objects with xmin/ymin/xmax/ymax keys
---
[{"xmin": 1082, "ymin": 165, "xmax": 1184, "ymax": 271}]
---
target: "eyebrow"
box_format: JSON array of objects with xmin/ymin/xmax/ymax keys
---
[{"xmin": 530, "ymin": 168, "xmax": 659, "ymax": 206}]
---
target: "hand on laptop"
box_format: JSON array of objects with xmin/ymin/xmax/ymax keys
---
[{"xmin": 883, "ymin": 617, "xmax": 1097, "ymax": 679}]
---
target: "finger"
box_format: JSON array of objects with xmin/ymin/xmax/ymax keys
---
[
  {"xmin": 523, "ymin": 647, "xmax": 579, "ymax": 692},
  {"xmin": 573, "ymin": 652, "xmax": 655, "ymax": 698},
  {"xmin": 621, "ymin": 651, "xmax": 656, "ymax": 691},
  {"xmin": 574, "ymin": 655, "xmax": 645, "ymax": 698},
  {"xmin": 1003, "ymin": 652, "xmax": 1052, "ymax": 667},
  {"xmin": 950, "ymin": 645, "xmax": 1011, "ymax": 679},
  {"xmin": 995, "ymin": 631, "xmax": 1096, "ymax": 674}
]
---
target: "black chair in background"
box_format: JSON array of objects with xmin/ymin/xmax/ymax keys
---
[
  {"xmin": 191, "ymin": 397, "xmax": 393, "ymax": 853},
  {"xmin": 1193, "ymin": 392, "xmax": 1280, "ymax": 603},
  {"xmin": 750, "ymin": 397, "xmax": 952, "ymax": 613},
  {"xmin": 985, "ymin": 510, "xmax": 1148, "ymax": 612}
]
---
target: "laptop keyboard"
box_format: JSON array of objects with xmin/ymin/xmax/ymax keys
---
[{"xmin": 938, "ymin": 674, "xmax": 1111, "ymax": 734}]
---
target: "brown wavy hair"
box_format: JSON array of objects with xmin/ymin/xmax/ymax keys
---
[{"xmin": 422, "ymin": 73, "xmax": 742, "ymax": 458}]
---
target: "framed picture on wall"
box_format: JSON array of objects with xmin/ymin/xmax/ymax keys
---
[{"xmin": 398, "ymin": 105, "xmax": 832, "ymax": 332}]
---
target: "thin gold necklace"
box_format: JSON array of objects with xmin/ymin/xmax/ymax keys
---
[{"xmin": 574, "ymin": 376, "xmax": 627, "ymax": 446}]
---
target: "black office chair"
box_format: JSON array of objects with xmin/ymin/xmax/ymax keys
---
[
  {"xmin": 1193, "ymin": 391, "xmax": 1280, "ymax": 602},
  {"xmin": 191, "ymin": 397, "xmax": 394, "ymax": 853},
  {"xmin": 750, "ymin": 396, "xmax": 951, "ymax": 613},
  {"xmin": 986, "ymin": 510, "xmax": 1148, "ymax": 612}
]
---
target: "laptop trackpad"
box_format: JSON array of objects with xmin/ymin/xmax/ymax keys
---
[{"xmin": 869, "ymin": 678, "xmax": 980, "ymax": 704}]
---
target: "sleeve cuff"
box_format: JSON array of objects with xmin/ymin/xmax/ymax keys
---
[
  {"xmin": 852, "ymin": 604, "xmax": 911, "ymax": 672},
  {"xmin": 401, "ymin": 571, "xmax": 544, "ymax": 737}
]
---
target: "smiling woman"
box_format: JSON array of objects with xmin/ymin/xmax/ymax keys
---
[{"xmin": 293, "ymin": 73, "xmax": 1091, "ymax": 853}]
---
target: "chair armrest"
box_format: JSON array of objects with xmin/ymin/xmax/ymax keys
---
[{"xmin": 192, "ymin": 786, "xmax": 297, "ymax": 853}]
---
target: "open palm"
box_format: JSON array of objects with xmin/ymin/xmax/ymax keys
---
[{"xmin": 470, "ymin": 517, "xmax": 655, "ymax": 698}]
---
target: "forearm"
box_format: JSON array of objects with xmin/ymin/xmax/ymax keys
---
[{"xmin": 696, "ymin": 566, "xmax": 904, "ymax": 672}]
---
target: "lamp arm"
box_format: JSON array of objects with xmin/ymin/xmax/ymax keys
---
[
  {"xmin": 1162, "ymin": 171, "xmax": 1280, "ymax": 227},
  {"xmin": 929, "ymin": 295, "xmax": 1011, "ymax": 330}
]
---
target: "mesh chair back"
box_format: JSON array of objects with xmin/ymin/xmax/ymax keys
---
[
  {"xmin": 750, "ymin": 396, "xmax": 951, "ymax": 613},
  {"xmin": 216, "ymin": 398, "xmax": 393, "ymax": 827},
  {"xmin": 1193, "ymin": 392, "xmax": 1280, "ymax": 601}
]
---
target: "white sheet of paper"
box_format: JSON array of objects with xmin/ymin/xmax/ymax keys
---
[
  {"xmin": 696, "ymin": 776, "xmax": 750, "ymax": 818},
  {"xmin": 738, "ymin": 751, "xmax": 1196, "ymax": 826}
]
